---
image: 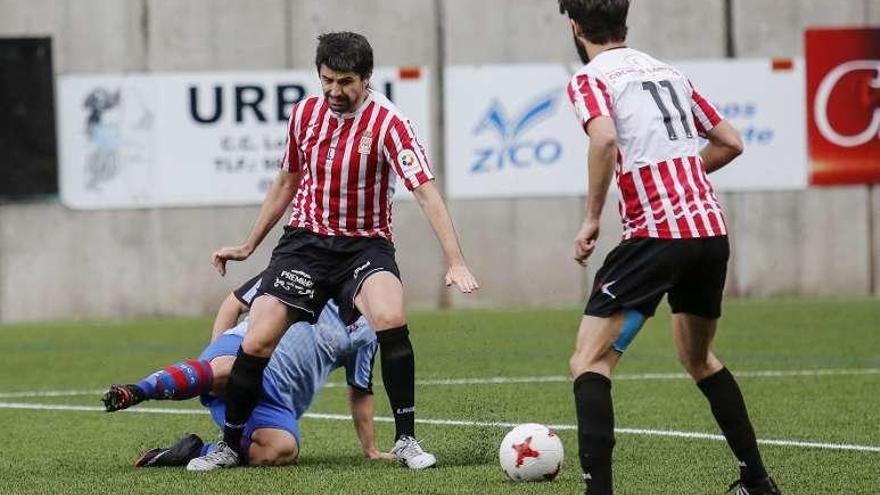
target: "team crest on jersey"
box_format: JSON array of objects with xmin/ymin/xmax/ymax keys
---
[
  {"xmin": 358, "ymin": 130, "xmax": 373, "ymax": 155},
  {"xmin": 398, "ymin": 149, "xmax": 419, "ymax": 178}
]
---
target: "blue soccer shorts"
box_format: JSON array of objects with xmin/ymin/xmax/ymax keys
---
[{"xmin": 198, "ymin": 333, "xmax": 302, "ymax": 448}]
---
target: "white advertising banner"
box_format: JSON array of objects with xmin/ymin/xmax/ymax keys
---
[
  {"xmin": 58, "ymin": 68, "xmax": 431, "ymax": 209},
  {"xmin": 681, "ymin": 58, "xmax": 807, "ymax": 190},
  {"xmin": 445, "ymin": 64, "xmax": 588, "ymax": 198},
  {"xmin": 445, "ymin": 59, "xmax": 807, "ymax": 198}
]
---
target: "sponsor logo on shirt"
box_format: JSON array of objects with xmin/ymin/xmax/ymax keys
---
[{"xmin": 398, "ymin": 149, "xmax": 420, "ymax": 178}]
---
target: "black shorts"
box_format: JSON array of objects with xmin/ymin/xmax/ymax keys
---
[
  {"xmin": 233, "ymin": 273, "xmax": 263, "ymax": 307},
  {"xmin": 256, "ymin": 227, "xmax": 400, "ymax": 325},
  {"xmin": 585, "ymin": 236, "xmax": 729, "ymax": 319}
]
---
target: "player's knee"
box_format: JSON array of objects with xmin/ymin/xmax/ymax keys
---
[
  {"xmin": 679, "ymin": 352, "xmax": 724, "ymax": 381},
  {"xmin": 371, "ymin": 308, "xmax": 406, "ymax": 331},
  {"xmin": 569, "ymin": 354, "xmax": 585, "ymax": 377},
  {"xmin": 248, "ymin": 437, "xmax": 299, "ymax": 466},
  {"xmin": 208, "ymin": 356, "xmax": 234, "ymax": 395},
  {"xmin": 241, "ymin": 339, "xmax": 276, "ymax": 358},
  {"xmin": 678, "ymin": 353, "xmax": 716, "ymax": 381},
  {"xmin": 569, "ymin": 351, "xmax": 608, "ymax": 378}
]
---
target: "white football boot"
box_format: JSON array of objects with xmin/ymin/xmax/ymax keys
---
[
  {"xmin": 185, "ymin": 441, "xmax": 240, "ymax": 471},
  {"xmin": 391, "ymin": 435, "xmax": 437, "ymax": 469}
]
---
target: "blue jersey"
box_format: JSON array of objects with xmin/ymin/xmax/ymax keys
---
[{"xmin": 200, "ymin": 301, "xmax": 377, "ymax": 419}]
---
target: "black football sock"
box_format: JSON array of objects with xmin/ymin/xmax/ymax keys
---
[
  {"xmin": 573, "ymin": 372, "xmax": 615, "ymax": 495},
  {"xmin": 697, "ymin": 367, "xmax": 768, "ymax": 483},
  {"xmin": 222, "ymin": 347, "xmax": 270, "ymax": 455},
  {"xmin": 376, "ymin": 325, "xmax": 416, "ymax": 441}
]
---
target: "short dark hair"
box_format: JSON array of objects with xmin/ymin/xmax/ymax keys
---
[
  {"xmin": 558, "ymin": 0, "xmax": 629, "ymax": 45},
  {"xmin": 315, "ymin": 31, "xmax": 374, "ymax": 79}
]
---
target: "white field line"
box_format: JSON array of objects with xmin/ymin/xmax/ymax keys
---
[
  {"xmin": 0, "ymin": 401, "xmax": 877, "ymax": 454},
  {"xmin": 4, "ymin": 367, "xmax": 878, "ymax": 398}
]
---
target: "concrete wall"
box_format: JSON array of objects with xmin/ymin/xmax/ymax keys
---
[
  {"xmin": 0, "ymin": 0, "xmax": 877, "ymax": 321},
  {"xmin": 733, "ymin": 0, "xmax": 874, "ymax": 57},
  {"xmin": 0, "ymin": 202, "xmax": 285, "ymax": 320},
  {"xmin": 1, "ymin": 186, "xmax": 876, "ymax": 321},
  {"xmin": 724, "ymin": 188, "xmax": 873, "ymax": 297},
  {"xmin": 146, "ymin": 0, "xmax": 289, "ymax": 71},
  {"xmin": 0, "ymin": 0, "xmax": 146, "ymax": 72}
]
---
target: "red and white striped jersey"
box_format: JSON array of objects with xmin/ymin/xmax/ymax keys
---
[
  {"xmin": 280, "ymin": 90, "xmax": 434, "ymax": 241},
  {"xmin": 567, "ymin": 47, "xmax": 727, "ymax": 240}
]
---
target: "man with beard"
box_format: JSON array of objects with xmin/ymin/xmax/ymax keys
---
[
  {"xmin": 557, "ymin": 1, "xmax": 780, "ymax": 494},
  {"xmin": 189, "ymin": 31, "xmax": 478, "ymax": 471}
]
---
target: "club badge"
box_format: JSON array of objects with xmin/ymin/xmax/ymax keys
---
[{"xmin": 358, "ymin": 130, "xmax": 373, "ymax": 155}]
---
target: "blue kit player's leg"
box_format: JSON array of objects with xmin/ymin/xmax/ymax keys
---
[
  {"xmin": 101, "ymin": 323, "xmax": 250, "ymax": 413},
  {"xmin": 199, "ymin": 379, "xmax": 300, "ymax": 467}
]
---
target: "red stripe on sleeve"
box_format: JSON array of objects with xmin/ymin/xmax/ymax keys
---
[
  {"xmin": 385, "ymin": 117, "xmax": 431, "ymax": 191},
  {"xmin": 297, "ymin": 97, "xmax": 319, "ymax": 144},
  {"xmin": 691, "ymin": 88, "xmax": 721, "ymax": 126},
  {"xmin": 693, "ymin": 115, "xmax": 708, "ymax": 136},
  {"xmin": 576, "ymin": 75, "xmax": 602, "ymax": 121},
  {"xmin": 594, "ymin": 78, "xmax": 613, "ymax": 114}
]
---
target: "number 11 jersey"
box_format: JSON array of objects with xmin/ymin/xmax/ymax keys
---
[{"xmin": 567, "ymin": 47, "xmax": 727, "ymax": 240}]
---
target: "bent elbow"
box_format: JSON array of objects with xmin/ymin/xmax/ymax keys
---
[
  {"xmin": 729, "ymin": 136, "xmax": 744, "ymax": 157},
  {"xmin": 590, "ymin": 134, "xmax": 617, "ymax": 152},
  {"xmin": 723, "ymin": 126, "xmax": 744, "ymax": 157}
]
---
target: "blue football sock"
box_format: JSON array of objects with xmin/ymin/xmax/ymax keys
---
[{"xmin": 135, "ymin": 359, "xmax": 214, "ymax": 400}]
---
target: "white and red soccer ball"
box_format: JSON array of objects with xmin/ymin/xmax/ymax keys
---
[{"xmin": 498, "ymin": 423, "xmax": 564, "ymax": 482}]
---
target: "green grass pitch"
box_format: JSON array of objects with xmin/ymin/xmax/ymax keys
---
[{"xmin": 0, "ymin": 298, "xmax": 878, "ymax": 494}]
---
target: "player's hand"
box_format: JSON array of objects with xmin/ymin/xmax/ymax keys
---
[
  {"xmin": 574, "ymin": 219, "xmax": 600, "ymax": 266},
  {"xmin": 211, "ymin": 244, "xmax": 253, "ymax": 276},
  {"xmin": 445, "ymin": 265, "xmax": 479, "ymax": 293},
  {"xmin": 364, "ymin": 448, "xmax": 394, "ymax": 461}
]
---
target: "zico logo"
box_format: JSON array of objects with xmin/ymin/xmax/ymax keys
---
[
  {"xmin": 814, "ymin": 60, "xmax": 880, "ymax": 148},
  {"xmin": 470, "ymin": 91, "xmax": 562, "ymax": 173}
]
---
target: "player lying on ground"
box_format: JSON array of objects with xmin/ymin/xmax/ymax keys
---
[
  {"xmin": 201, "ymin": 31, "xmax": 477, "ymax": 470},
  {"xmin": 102, "ymin": 280, "xmax": 389, "ymax": 468},
  {"xmin": 559, "ymin": 1, "xmax": 779, "ymax": 494}
]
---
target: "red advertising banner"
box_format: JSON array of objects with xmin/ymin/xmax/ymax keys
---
[{"xmin": 805, "ymin": 28, "xmax": 880, "ymax": 185}]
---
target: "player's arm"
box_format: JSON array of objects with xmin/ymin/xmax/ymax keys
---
[
  {"xmin": 385, "ymin": 116, "xmax": 477, "ymax": 293},
  {"xmin": 688, "ymin": 81, "xmax": 742, "ymax": 174},
  {"xmin": 411, "ymin": 181, "xmax": 479, "ymax": 293},
  {"xmin": 211, "ymin": 292, "xmax": 248, "ymax": 342},
  {"xmin": 574, "ymin": 116, "xmax": 618, "ymax": 265},
  {"xmin": 348, "ymin": 386, "xmax": 392, "ymax": 460},
  {"xmin": 211, "ymin": 142, "xmax": 303, "ymax": 276},
  {"xmin": 699, "ymin": 120, "xmax": 744, "ymax": 174}
]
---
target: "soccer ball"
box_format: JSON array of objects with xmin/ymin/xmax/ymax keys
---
[{"xmin": 498, "ymin": 423, "xmax": 564, "ymax": 482}]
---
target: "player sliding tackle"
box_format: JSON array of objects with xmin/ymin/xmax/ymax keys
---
[
  {"xmin": 194, "ymin": 32, "xmax": 478, "ymax": 470},
  {"xmin": 558, "ymin": 1, "xmax": 779, "ymax": 494},
  {"xmin": 102, "ymin": 275, "xmax": 391, "ymax": 467}
]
